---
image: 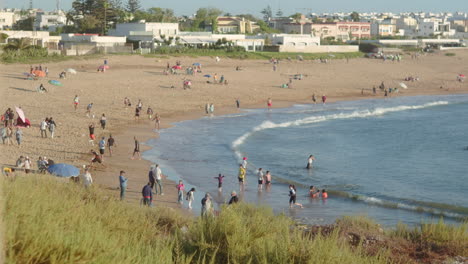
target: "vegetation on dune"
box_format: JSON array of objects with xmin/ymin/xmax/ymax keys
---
[
  {"xmin": 3, "ymin": 175, "xmax": 466, "ymax": 263},
  {"xmin": 144, "ymin": 49, "xmax": 364, "ymax": 60}
]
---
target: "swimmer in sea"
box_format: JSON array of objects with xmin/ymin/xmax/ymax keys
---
[{"xmin": 306, "ymin": 155, "xmax": 316, "ymax": 169}]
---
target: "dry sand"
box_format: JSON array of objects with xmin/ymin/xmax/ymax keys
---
[{"xmin": 1, "ymin": 50, "xmax": 467, "ymax": 208}]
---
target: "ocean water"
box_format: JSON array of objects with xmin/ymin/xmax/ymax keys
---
[{"xmin": 144, "ymin": 95, "xmax": 468, "ymax": 226}]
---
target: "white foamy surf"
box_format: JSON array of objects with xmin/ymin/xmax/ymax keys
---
[{"xmin": 232, "ymin": 101, "xmax": 449, "ymax": 158}]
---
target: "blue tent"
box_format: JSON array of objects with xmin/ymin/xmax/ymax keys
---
[{"xmin": 48, "ymin": 163, "xmax": 80, "ymax": 178}]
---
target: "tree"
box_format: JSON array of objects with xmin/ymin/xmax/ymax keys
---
[
  {"xmin": 190, "ymin": 8, "xmax": 222, "ymax": 32},
  {"xmin": 0, "ymin": 33, "xmax": 8, "ymax": 43},
  {"xmin": 237, "ymin": 14, "xmax": 258, "ymax": 22},
  {"xmin": 4, "ymin": 38, "xmax": 31, "ymax": 51},
  {"xmin": 70, "ymin": 0, "xmax": 122, "ymax": 34},
  {"xmin": 276, "ymin": 9, "xmax": 283, "ymax": 17},
  {"xmin": 13, "ymin": 17, "xmax": 34, "ymax": 31},
  {"xmin": 350, "ymin": 11, "xmax": 360, "ymax": 22},
  {"xmin": 126, "ymin": 0, "xmax": 140, "ymax": 13},
  {"xmin": 260, "ymin": 5, "xmax": 272, "ymax": 21},
  {"xmin": 289, "ymin": 13, "xmax": 302, "ymax": 22}
]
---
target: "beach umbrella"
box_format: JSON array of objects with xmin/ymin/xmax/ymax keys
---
[
  {"xmin": 203, "ymin": 74, "xmax": 211, "ymax": 78},
  {"xmin": 15, "ymin": 106, "xmax": 25, "ymax": 123},
  {"xmin": 459, "ymin": 74, "xmax": 465, "ymax": 78},
  {"xmin": 399, "ymin": 83, "xmax": 408, "ymax": 89},
  {"xmin": 48, "ymin": 80, "xmax": 63, "ymax": 86},
  {"xmin": 66, "ymin": 68, "xmax": 77, "ymax": 74},
  {"xmin": 172, "ymin": 65, "xmax": 182, "ymax": 70},
  {"xmin": 47, "ymin": 163, "xmax": 80, "ymax": 178},
  {"xmin": 193, "ymin": 62, "xmax": 201, "ymax": 66}
]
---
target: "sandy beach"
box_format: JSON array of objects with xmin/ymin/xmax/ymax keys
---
[{"xmin": 1, "ymin": 50, "xmax": 467, "ymax": 207}]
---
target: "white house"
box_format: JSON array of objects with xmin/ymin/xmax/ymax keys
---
[
  {"xmin": 269, "ymin": 34, "xmax": 320, "ymax": 47},
  {"xmin": 0, "ymin": 11, "xmax": 16, "ymax": 29},
  {"xmin": 109, "ymin": 22, "xmax": 179, "ymax": 37},
  {"xmin": 34, "ymin": 11, "xmax": 68, "ymax": 31},
  {"xmin": 0, "ymin": 30, "xmax": 60, "ymax": 48},
  {"xmin": 60, "ymin": 34, "xmax": 130, "ymax": 55},
  {"xmin": 418, "ymin": 19, "xmax": 454, "ymax": 37}
]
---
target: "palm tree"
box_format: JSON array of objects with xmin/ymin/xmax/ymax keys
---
[{"xmin": 4, "ymin": 38, "xmax": 31, "ymax": 51}]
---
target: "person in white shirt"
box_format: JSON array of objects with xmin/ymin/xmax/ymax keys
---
[
  {"xmin": 257, "ymin": 168, "xmax": 264, "ymax": 191},
  {"xmin": 153, "ymin": 164, "xmax": 163, "ymax": 195},
  {"xmin": 80, "ymin": 167, "xmax": 93, "ymax": 188},
  {"xmin": 307, "ymin": 155, "xmax": 316, "ymax": 169},
  {"xmin": 242, "ymin": 157, "xmax": 248, "ymax": 169},
  {"xmin": 40, "ymin": 119, "xmax": 48, "ymax": 138}
]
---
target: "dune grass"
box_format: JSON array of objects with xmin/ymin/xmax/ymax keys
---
[
  {"xmin": 3, "ymin": 175, "xmax": 394, "ymax": 264},
  {"xmin": 4, "ymin": 175, "xmax": 467, "ymax": 263}
]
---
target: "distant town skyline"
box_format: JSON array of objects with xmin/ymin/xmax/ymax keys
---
[{"xmin": 1, "ymin": 0, "xmax": 467, "ymax": 16}]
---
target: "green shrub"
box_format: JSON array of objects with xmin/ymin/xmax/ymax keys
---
[{"xmin": 445, "ymin": 53, "xmax": 456, "ymax": 56}]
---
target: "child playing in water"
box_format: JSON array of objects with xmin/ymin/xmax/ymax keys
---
[
  {"xmin": 214, "ymin": 174, "xmax": 225, "ymax": 192},
  {"xmin": 321, "ymin": 189, "xmax": 328, "ymax": 199},
  {"xmin": 289, "ymin": 185, "xmax": 303, "ymax": 208},
  {"xmin": 309, "ymin": 186, "xmax": 319, "ymax": 198}
]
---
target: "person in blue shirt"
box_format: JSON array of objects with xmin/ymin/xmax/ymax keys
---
[
  {"xmin": 142, "ymin": 182, "xmax": 153, "ymax": 206},
  {"xmin": 119, "ymin": 170, "xmax": 128, "ymax": 200}
]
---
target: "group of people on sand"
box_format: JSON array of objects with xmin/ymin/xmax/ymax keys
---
[
  {"xmin": 128, "ymin": 98, "xmax": 160, "ymax": 128},
  {"xmin": 1, "ymin": 108, "xmax": 25, "ymax": 146},
  {"xmin": 311, "ymin": 94, "xmax": 327, "ymax": 104}
]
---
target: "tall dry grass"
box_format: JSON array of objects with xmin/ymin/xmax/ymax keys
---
[{"xmin": 3, "ymin": 175, "xmax": 393, "ymax": 263}]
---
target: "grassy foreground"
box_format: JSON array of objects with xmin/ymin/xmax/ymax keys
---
[{"xmin": 3, "ymin": 175, "xmax": 467, "ymax": 263}]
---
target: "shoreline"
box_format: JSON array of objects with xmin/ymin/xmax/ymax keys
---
[
  {"xmin": 1, "ymin": 52, "xmax": 467, "ymax": 219},
  {"xmin": 107, "ymin": 90, "xmax": 468, "ymax": 216}
]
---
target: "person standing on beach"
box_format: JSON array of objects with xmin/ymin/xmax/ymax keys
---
[
  {"xmin": 242, "ymin": 157, "xmax": 248, "ymax": 169},
  {"xmin": 154, "ymin": 164, "xmax": 163, "ymax": 195},
  {"xmin": 289, "ymin": 185, "xmax": 303, "ymax": 208},
  {"xmin": 267, "ymin": 98, "xmax": 272, "ymax": 110},
  {"xmin": 307, "ymin": 155, "xmax": 316, "ymax": 169},
  {"xmin": 186, "ymin": 188, "xmax": 195, "ymax": 209},
  {"xmin": 107, "ymin": 134, "xmax": 116, "ymax": 156},
  {"xmin": 119, "ymin": 171, "xmax": 127, "ymax": 200},
  {"xmin": 40, "ymin": 119, "xmax": 48, "ymax": 138},
  {"xmin": 15, "ymin": 127, "xmax": 23, "ymax": 147},
  {"xmin": 23, "ymin": 156, "xmax": 31, "ymax": 174},
  {"xmin": 153, "ymin": 113, "xmax": 161, "ymax": 130},
  {"xmin": 98, "ymin": 137, "xmax": 106, "ymax": 160},
  {"xmin": 100, "ymin": 114, "xmax": 107, "ymax": 130},
  {"xmin": 147, "ymin": 107, "xmax": 153, "ymax": 120},
  {"xmin": 236, "ymin": 99, "xmax": 240, "ymax": 109},
  {"xmin": 48, "ymin": 117, "xmax": 56, "ymax": 139},
  {"xmin": 209, "ymin": 103, "xmax": 214, "ymax": 114},
  {"xmin": 322, "ymin": 95, "xmax": 327, "ymax": 104},
  {"xmin": 135, "ymin": 107, "xmax": 140, "ymax": 122},
  {"xmin": 142, "ymin": 182, "xmax": 153, "ymax": 207},
  {"xmin": 312, "ymin": 94, "xmax": 317, "ymax": 104},
  {"xmin": 205, "ymin": 103, "xmax": 209, "ymax": 114},
  {"xmin": 80, "ymin": 167, "xmax": 93, "ymax": 188},
  {"xmin": 201, "ymin": 193, "xmax": 213, "ymax": 217},
  {"xmin": 73, "ymin": 95, "xmax": 79, "ymax": 111},
  {"xmin": 131, "ymin": 137, "xmax": 141, "ymax": 160},
  {"xmin": 176, "ymin": 180, "xmax": 185, "ymax": 205},
  {"xmin": 238, "ymin": 164, "xmax": 246, "ymax": 190},
  {"xmin": 86, "ymin": 103, "xmax": 93, "ymax": 118},
  {"xmin": 149, "ymin": 165, "xmax": 156, "ymax": 189},
  {"xmin": 88, "ymin": 124, "xmax": 95, "ymax": 145},
  {"xmin": 214, "ymin": 174, "xmax": 225, "ymax": 192},
  {"xmin": 257, "ymin": 168, "xmax": 264, "ymax": 191}
]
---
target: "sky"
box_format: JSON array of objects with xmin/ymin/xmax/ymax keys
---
[{"xmin": 1, "ymin": 0, "xmax": 467, "ymax": 17}]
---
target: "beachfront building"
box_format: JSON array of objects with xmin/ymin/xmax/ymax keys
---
[
  {"xmin": 60, "ymin": 34, "xmax": 130, "ymax": 55},
  {"xmin": 451, "ymin": 19, "xmax": 468, "ymax": 33},
  {"xmin": 268, "ymin": 17, "xmax": 295, "ymax": 32},
  {"xmin": 109, "ymin": 22, "xmax": 179, "ymax": 37},
  {"xmin": 0, "ymin": 11, "xmax": 16, "ymax": 29},
  {"xmin": 310, "ymin": 21, "xmax": 371, "ymax": 41},
  {"xmin": 371, "ymin": 22, "xmax": 396, "ymax": 37},
  {"xmin": 0, "ymin": 30, "xmax": 60, "ymax": 49},
  {"xmin": 34, "ymin": 10, "xmax": 68, "ymax": 32},
  {"xmin": 216, "ymin": 17, "xmax": 259, "ymax": 34},
  {"xmin": 417, "ymin": 19, "xmax": 454, "ymax": 37}
]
